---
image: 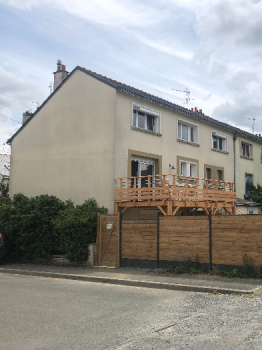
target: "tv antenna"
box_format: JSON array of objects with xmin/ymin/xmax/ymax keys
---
[
  {"xmin": 32, "ymin": 101, "xmax": 40, "ymax": 109},
  {"xmin": 242, "ymin": 116, "xmax": 256, "ymax": 134},
  {"xmin": 172, "ymin": 87, "xmax": 195, "ymax": 106}
]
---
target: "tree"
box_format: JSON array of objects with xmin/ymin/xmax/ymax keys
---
[
  {"xmin": 245, "ymin": 182, "xmax": 262, "ymax": 205},
  {"xmin": 0, "ymin": 178, "xmax": 9, "ymax": 197}
]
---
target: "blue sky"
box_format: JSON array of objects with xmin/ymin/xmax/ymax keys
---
[{"xmin": 1, "ymin": 0, "xmax": 262, "ymax": 152}]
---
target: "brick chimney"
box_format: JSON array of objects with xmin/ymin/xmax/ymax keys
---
[
  {"xmin": 53, "ymin": 60, "xmax": 69, "ymax": 91},
  {"xmin": 22, "ymin": 111, "xmax": 33, "ymax": 124}
]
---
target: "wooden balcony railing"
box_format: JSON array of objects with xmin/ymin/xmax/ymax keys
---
[{"xmin": 114, "ymin": 174, "xmax": 236, "ymax": 215}]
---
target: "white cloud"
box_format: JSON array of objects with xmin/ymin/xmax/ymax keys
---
[{"xmin": 1, "ymin": 0, "xmax": 262, "ymax": 135}]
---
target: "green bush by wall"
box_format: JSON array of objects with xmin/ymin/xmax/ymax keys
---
[{"xmin": 0, "ymin": 194, "xmax": 108, "ymax": 263}]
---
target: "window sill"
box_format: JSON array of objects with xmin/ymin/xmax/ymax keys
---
[
  {"xmin": 211, "ymin": 148, "xmax": 229, "ymax": 155},
  {"xmin": 177, "ymin": 138, "xmax": 200, "ymax": 147},
  {"xmin": 240, "ymin": 155, "xmax": 253, "ymax": 161},
  {"xmin": 131, "ymin": 126, "xmax": 162, "ymax": 137}
]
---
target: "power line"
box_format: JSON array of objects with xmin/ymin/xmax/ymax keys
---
[
  {"xmin": 0, "ymin": 114, "xmax": 22, "ymax": 124},
  {"xmin": 0, "ymin": 92, "xmax": 32, "ymax": 109},
  {"xmin": 0, "ymin": 102, "xmax": 25, "ymax": 114}
]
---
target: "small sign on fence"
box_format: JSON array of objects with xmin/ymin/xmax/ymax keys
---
[{"xmin": 106, "ymin": 222, "xmax": 114, "ymax": 230}]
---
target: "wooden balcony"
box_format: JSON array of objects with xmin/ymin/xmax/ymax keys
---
[{"xmin": 114, "ymin": 174, "xmax": 237, "ymax": 215}]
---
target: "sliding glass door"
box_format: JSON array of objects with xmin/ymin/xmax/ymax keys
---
[{"xmin": 131, "ymin": 157, "xmax": 155, "ymax": 188}]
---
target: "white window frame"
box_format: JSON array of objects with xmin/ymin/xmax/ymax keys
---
[
  {"xmin": 177, "ymin": 119, "xmax": 199, "ymax": 144},
  {"xmin": 241, "ymin": 141, "xmax": 252, "ymax": 159},
  {"xmin": 211, "ymin": 131, "xmax": 228, "ymax": 152},
  {"xmin": 132, "ymin": 103, "xmax": 161, "ymax": 134},
  {"xmin": 131, "ymin": 156, "xmax": 155, "ymax": 188},
  {"xmin": 179, "ymin": 160, "xmax": 198, "ymax": 177}
]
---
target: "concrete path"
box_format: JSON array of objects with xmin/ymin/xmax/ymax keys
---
[{"xmin": 1, "ymin": 263, "xmax": 261, "ymax": 294}]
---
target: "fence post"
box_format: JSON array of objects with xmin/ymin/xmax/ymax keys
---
[
  {"xmin": 119, "ymin": 212, "xmax": 122, "ymax": 268},
  {"xmin": 157, "ymin": 212, "xmax": 160, "ymax": 268},
  {"xmin": 209, "ymin": 211, "xmax": 213, "ymax": 271}
]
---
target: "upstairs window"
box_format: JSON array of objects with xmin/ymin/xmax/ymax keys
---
[
  {"xmin": 241, "ymin": 141, "xmax": 252, "ymax": 159},
  {"xmin": 178, "ymin": 119, "xmax": 198, "ymax": 144},
  {"xmin": 132, "ymin": 104, "xmax": 160, "ymax": 133},
  {"xmin": 212, "ymin": 131, "xmax": 228, "ymax": 152}
]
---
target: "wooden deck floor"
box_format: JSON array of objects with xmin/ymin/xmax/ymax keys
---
[{"xmin": 114, "ymin": 174, "xmax": 237, "ymax": 215}]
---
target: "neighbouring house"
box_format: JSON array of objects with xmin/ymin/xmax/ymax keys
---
[
  {"xmin": 0, "ymin": 153, "xmax": 10, "ymax": 184},
  {"xmin": 236, "ymin": 198, "xmax": 262, "ymax": 215},
  {"xmin": 7, "ymin": 61, "xmax": 262, "ymax": 214}
]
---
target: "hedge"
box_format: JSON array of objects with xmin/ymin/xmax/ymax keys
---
[{"xmin": 0, "ymin": 194, "xmax": 108, "ymax": 263}]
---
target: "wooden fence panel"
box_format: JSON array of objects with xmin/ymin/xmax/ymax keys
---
[
  {"xmin": 212, "ymin": 215, "xmax": 262, "ymax": 266},
  {"xmin": 159, "ymin": 217, "xmax": 209, "ymax": 263},
  {"xmin": 121, "ymin": 220, "xmax": 157, "ymax": 260},
  {"xmin": 97, "ymin": 214, "xmax": 262, "ymax": 268}
]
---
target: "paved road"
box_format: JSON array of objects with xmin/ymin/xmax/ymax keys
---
[{"xmin": 1, "ymin": 273, "xmax": 262, "ymax": 350}]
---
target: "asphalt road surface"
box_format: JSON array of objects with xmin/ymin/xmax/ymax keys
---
[{"xmin": 1, "ymin": 273, "xmax": 262, "ymax": 350}]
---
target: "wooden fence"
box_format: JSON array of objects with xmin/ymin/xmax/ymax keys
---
[{"xmin": 96, "ymin": 214, "xmax": 262, "ymax": 269}]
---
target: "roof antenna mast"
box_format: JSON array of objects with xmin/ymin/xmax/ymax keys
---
[
  {"xmin": 242, "ymin": 116, "xmax": 256, "ymax": 134},
  {"xmin": 172, "ymin": 87, "xmax": 195, "ymax": 106}
]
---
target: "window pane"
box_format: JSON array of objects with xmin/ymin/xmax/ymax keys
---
[
  {"xmin": 213, "ymin": 136, "xmax": 218, "ymax": 149},
  {"xmin": 140, "ymin": 163, "xmax": 154, "ymax": 187},
  {"xmin": 190, "ymin": 127, "xmax": 194, "ymax": 142},
  {"xmin": 206, "ymin": 168, "xmax": 211, "ymax": 179},
  {"xmin": 132, "ymin": 110, "xmax": 137, "ymax": 127},
  {"xmin": 180, "ymin": 162, "xmax": 187, "ymax": 176},
  {"xmin": 131, "ymin": 160, "xmax": 138, "ymax": 188},
  {"xmin": 190, "ymin": 164, "xmax": 197, "ymax": 177},
  {"xmin": 137, "ymin": 112, "xmax": 145, "ymax": 129},
  {"xmin": 182, "ymin": 124, "xmax": 188, "ymax": 140},
  {"xmin": 219, "ymin": 137, "xmax": 223, "ymax": 150},
  {"xmin": 246, "ymin": 145, "xmax": 250, "ymax": 158},
  {"xmin": 147, "ymin": 114, "xmax": 154, "ymax": 132},
  {"xmin": 217, "ymin": 170, "xmax": 223, "ymax": 181},
  {"xmin": 245, "ymin": 174, "xmax": 253, "ymax": 195},
  {"xmin": 131, "ymin": 160, "xmax": 138, "ymax": 177},
  {"xmin": 241, "ymin": 143, "xmax": 245, "ymax": 156},
  {"xmin": 178, "ymin": 123, "xmax": 181, "ymax": 138}
]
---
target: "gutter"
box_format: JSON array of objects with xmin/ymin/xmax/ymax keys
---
[{"xmin": 233, "ymin": 134, "xmax": 237, "ymax": 193}]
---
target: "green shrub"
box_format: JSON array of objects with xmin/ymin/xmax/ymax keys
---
[
  {"xmin": 55, "ymin": 198, "xmax": 108, "ymax": 263},
  {"xmin": 0, "ymin": 194, "xmax": 67, "ymax": 260}
]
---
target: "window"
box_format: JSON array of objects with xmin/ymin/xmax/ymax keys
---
[
  {"xmin": 217, "ymin": 170, "xmax": 223, "ymax": 181},
  {"xmin": 249, "ymin": 210, "xmax": 254, "ymax": 215},
  {"xmin": 241, "ymin": 141, "xmax": 252, "ymax": 159},
  {"xmin": 132, "ymin": 104, "xmax": 160, "ymax": 133},
  {"xmin": 178, "ymin": 119, "xmax": 198, "ymax": 144},
  {"xmin": 180, "ymin": 160, "xmax": 197, "ymax": 177},
  {"xmin": 131, "ymin": 157, "xmax": 155, "ymax": 187},
  {"xmin": 245, "ymin": 173, "xmax": 253, "ymax": 195},
  {"xmin": 212, "ymin": 131, "xmax": 228, "ymax": 152},
  {"xmin": 206, "ymin": 168, "xmax": 211, "ymax": 179}
]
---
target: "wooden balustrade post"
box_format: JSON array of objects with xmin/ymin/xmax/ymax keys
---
[
  {"xmin": 133, "ymin": 178, "xmax": 136, "ymax": 203},
  {"xmin": 148, "ymin": 176, "xmax": 151, "ymax": 203}
]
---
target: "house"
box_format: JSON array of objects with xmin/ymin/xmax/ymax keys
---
[
  {"xmin": 7, "ymin": 61, "xmax": 262, "ymax": 214},
  {"xmin": 236, "ymin": 198, "xmax": 262, "ymax": 215},
  {"xmin": 0, "ymin": 154, "xmax": 10, "ymax": 184}
]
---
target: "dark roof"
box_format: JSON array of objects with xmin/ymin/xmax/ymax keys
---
[
  {"xmin": 7, "ymin": 66, "xmax": 262, "ymax": 144},
  {"xmin": 236, "ymin": 198, "xmax": 262, "ymax": 207}
]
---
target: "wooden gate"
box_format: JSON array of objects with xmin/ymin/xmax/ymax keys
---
[{"xmin": 96, "ymin": 214, "xmax": 119, "ymax": 267}]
